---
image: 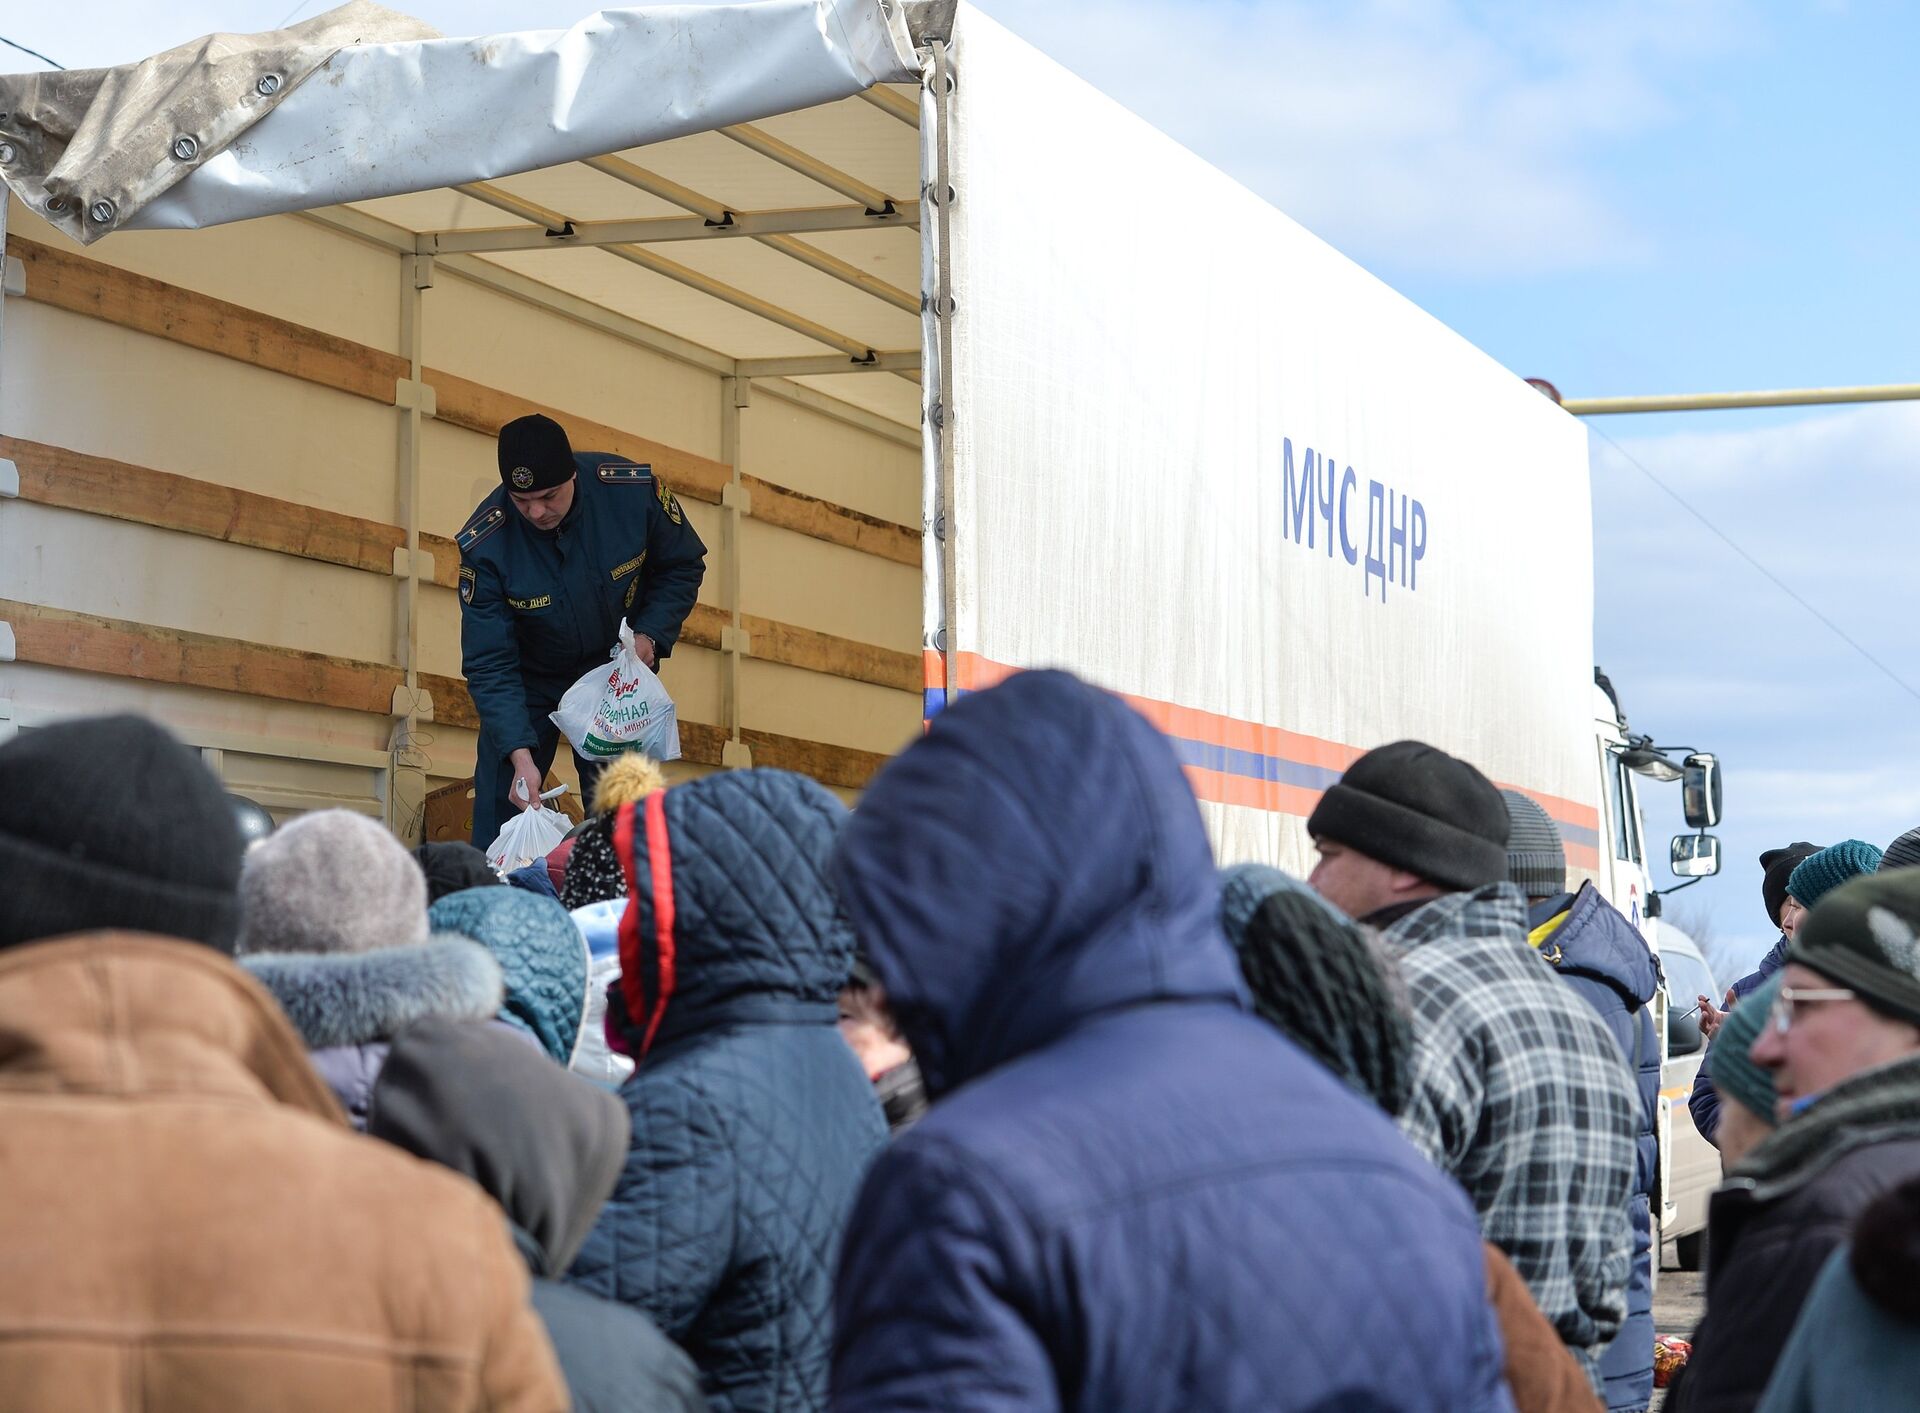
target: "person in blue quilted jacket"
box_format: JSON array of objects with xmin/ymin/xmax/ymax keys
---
[
  {"xmin": 565, "ymin": 769, "xmax": 886, "ymax": 1413},
  {"xmin": 827, "ymin": 670, "xmax": 1514, "ymax": 1413}
]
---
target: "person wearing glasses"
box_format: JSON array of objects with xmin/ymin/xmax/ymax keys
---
[{"xmin": 1666, "ymin": 868, "xmax": 1920, "ymax": 1413}]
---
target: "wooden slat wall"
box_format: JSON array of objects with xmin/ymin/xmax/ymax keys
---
[
  {"xmin": 3, "ymin": 600, "xmax": 890, "ymax": 790},
  {"xmin": 2, "ymin": 434, "xmax": 918, "ymax": 693},
  {"xmin": 5, "ymin": 235, "xmax": 921, "ymax": 567}
]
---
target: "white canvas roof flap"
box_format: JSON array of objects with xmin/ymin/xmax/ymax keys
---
[{"xmin": 0, "ymin": 0, "xmax": 921, "ymax": 243}]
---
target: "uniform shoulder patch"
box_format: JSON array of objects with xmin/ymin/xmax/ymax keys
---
[
  {"xmin": 456, "ymin": 505, "xmax": 507, "ymax": 554},
  {"xmin": 656, "ymin": 476, "xmax": 684, "ymax": 525},
  {"xmin": 597, "ymin": 461, "xmax": 654, "ymax": 484},
  {"xmin": 458, "ymin": 564, "xmax": 476, "ymax": 605}
]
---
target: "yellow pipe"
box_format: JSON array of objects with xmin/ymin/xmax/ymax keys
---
[{"xmin": 1563, "ymin": 384, "xmax": 1920, "ymax": 415}]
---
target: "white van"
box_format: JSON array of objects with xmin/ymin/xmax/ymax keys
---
[{"xmin": 1653, "ymin": 925, "xmax": 1720, "ymax": 1269}]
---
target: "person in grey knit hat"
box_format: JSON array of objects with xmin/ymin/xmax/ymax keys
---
[
  {"xmin": 238, "ymin": 811, "xmax": 503, "ymax": 1127},
  {"xmin": 1499, "ymin": 789, "xmax": 1662, "ymax": 1413},
  {"xmin": 1881, "ymin": 827, "xmax": 1920, "ymax": 874}
]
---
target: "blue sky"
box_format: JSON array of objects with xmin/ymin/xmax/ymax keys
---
[{"xmin": 9, "ymin": 1, "xmax": 1915, "ymax": 971}]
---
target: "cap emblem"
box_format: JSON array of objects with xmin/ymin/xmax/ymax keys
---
[{"xmin": 510, "ymin": 465, "xmax": 535, "ymax": 490}]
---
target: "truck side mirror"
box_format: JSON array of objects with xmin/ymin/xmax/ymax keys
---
[
  {"xmin": 1668, "ymin": 1004, "xmax": 1705, "ymax": 1057},
  {"xmin": 1682, "ymin": 753, "xmax": 1722, "ymax": 829},
  {"xmin": 1671, "ymin": 833, "xmax": 1722, "ymax": 879}
]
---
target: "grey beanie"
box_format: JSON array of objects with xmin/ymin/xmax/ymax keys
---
[
  {"xmin": 1882, "ymin": 828, "xmax": 1920, "ymax": 873},
  {"xmin": 1500, "ymin": 790, "xmax": 1567, "ymax": 901},
  {"xmin": 239, "ymin": 810, "xmax": 429, "ymax": 955}
]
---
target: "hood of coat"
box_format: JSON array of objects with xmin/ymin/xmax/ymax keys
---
[
  {"xmin": 607, "ymin": 767, "xmax": 857, "ymax": 1057},
  {"xmin": 0, "ymin": 931, "xmax": 343, "ymax": 1121},
  {"xmin": 240, "ymin": 934, "xmax": 503, "ymax": 1051},
  {"xmin": 427, "ymin": 887, "xmax": 590, "ymax": 1065},
  {"xmin": 1531, "ymin": 882, "xmax": 1658, "ymax": 1010},
  {"xmin": 1853, "ymin": 1173, "xmax": 1920, "ymax": 1324},
  {"xmin": 832, "ymin": 670, "xmax": 1243, "ymax": 1100},
  {"xmin": 368, "ymin": 1017, "xmax": 628, "ymax": 1277}
]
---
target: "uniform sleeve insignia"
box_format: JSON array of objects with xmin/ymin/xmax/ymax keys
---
[
  {"xmin": 508, "ymin": 593, "xmax": 554, "ymax": 612},
  {"xmin": 456, "ymin": 506, "xmax": 505, "ymax": 553},
  {"xmin": 610, "ymin": 551, "xmax": 648, "ymax": 581},
  {"xmin": 458, "ymin": 565, "xmax": 476, "ymax": 605},
  {"xmin": 625, "ymin": 578, "xmax": 639, "ymax": 611},
  {"xmin": 597, "ymin": 461, "xmax": 654, "ymax": 483},
  {"xmin": 656, "ymin": 477, "xmax": 684, "ymax": 525}
]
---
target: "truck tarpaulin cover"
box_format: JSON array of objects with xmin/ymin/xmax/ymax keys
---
[
  {"xmin": 924, "ymin": 7, "xmax": 1597, "ymax": 873},
  {"xmin": 0, "ymin": 0, "xmax": 919, "ymax": 243}
]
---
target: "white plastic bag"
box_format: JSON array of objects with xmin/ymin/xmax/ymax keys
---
[
  {"xmin": 485, "ymin": 803, "xmax": 571, "ymax": 874},
  {"xmin": 551, "ymin": 622, "xmax": 681, "ymax": 763}
]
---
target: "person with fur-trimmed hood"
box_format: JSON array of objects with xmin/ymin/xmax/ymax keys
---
[
  {"xmin": 0, "ymin": 715, "xmax": 566, "ymax": 1411},
  {"xmin": 1306, "ymin": 742, "xmax": 1638, "ymax": 1392},
  {"xmin": 566, "ymin": 768, "xmax": 885, "ymax": 1413},
  {"xmin": 1502, "ymin": 790, "xmax": 1660, "ymax": 1413},
  {"xmin": 238, "ymin": 810, "xmax": 505, "ymax": 1127}
]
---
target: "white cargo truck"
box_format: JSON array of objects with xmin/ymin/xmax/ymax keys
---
[{"xmin": 0, "ymin": 0, "xmax": 1722, "ymax": 1240}]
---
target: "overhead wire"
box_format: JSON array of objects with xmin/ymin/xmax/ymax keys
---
[
  {"xmin": 1587, "ymin": 421, "xmax": 1920, "ymax": 707},
  {"xmin": 0, "ymin": 34, "xmax": 63, "ymax": 68}
]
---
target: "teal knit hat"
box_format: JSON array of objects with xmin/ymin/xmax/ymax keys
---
[
  {"xmin": 1709, "ymin": 972, "xmax": 1781, "ymax": 1124},
  {"xmin": 1788, "ymin": 839, "xmax": 1885, "ymax": 908}
]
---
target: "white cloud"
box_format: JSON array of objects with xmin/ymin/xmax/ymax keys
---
[{"xmin": 974, "ymin": 0, "xmax": 1753, "ymax": 275}]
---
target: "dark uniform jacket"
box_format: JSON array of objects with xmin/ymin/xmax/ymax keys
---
[{"xmin": 457, "ymin": 453, "xmax": 706, "ymax": 756}]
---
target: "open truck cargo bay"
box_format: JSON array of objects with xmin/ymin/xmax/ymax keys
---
[{"xmin": 0, "ymin": 0, "xmax": 1606, "ymax": 886}]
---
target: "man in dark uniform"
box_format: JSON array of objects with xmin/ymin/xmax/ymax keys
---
[{"xmin": 459, "ymin": 413, "xmax": 706, "ymax": 846}]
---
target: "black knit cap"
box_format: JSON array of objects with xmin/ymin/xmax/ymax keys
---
[
  {"xmin": 1760, "ymin": 841, "xmax": 1821, "ymax": 928},
  {"xmin": 0, "ymin": 715, "xmax": 244, "ymax": 952},
  {"xmin": 1790, "ymin": 869, "xmax": 1920, "ymax": 1029},
  {"xmin": 413, "ymin": 841, "xmax": 502, "ymax": 905},
  {"xmin": 1307, "ymin": 740, "xmax": 1510, "ymax": 890},
  {"xmin": 497, "ymin": 413, "xmax": 576, "ymax": 493},
  {"xmin": 1500, "ymin": 789, "xmax": 1567, "ymax": 901}
]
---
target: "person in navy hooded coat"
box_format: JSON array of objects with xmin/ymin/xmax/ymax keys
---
[
  {"xmin": 828, "ymin": 670, "xmax": 1514, "ymax": 1413},
  {"xmin": 566, "ymin": 769, "xmax": 886, "ymax": 1413},
  {"xmin": 1503, "ymin": 791, "xmax": 1660, "ymax": 1413}
]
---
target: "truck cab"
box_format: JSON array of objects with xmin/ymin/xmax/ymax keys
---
[{"xmin": 1588, "ymin": 669, "xmax": 1725, "ymax": 1269}]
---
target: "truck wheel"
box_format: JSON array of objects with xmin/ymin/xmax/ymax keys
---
[{"xmin": 1674, "ymin": 1229, "xmax": 1705, "ymax": 1271}]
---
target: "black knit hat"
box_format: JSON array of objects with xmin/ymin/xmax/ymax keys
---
[
  {"xmin": 1307, "ymin": 740, "xmax": 1510, "ymax": 890},
  {"xmin": 1760, "ymin": 841, "xmax": 1820, "ymax": 928},
  {"xmin": 0, "ymin": 715, "xmax": 244, "ymax": 952},
  {"xmin": 413, "ymin": 841, "xmax": 502, "ymax": 905},
  {"xmin": 497, "ymin": 413, "xmax": 576, "ymax": 493},
  {"xmin": 1500, "ymin": 789, "xmax": 1567, "ymax": 901},
  {"xmin": 1789, "ymin": 869, "xmax": 1920, "ymax": 1029}
]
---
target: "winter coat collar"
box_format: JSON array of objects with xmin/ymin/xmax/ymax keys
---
[
  {"xmin": 0, "ymin": 931, "xmax": 342, "ymax": 1120},
  {"xmin": 240, "ymin": 933, "xmax": 503, "ymax": 1050},
  {"xmin": 1729, "ymin": 1051, "xmax": 1920, "ymax": 1203},
  {"xmin": 832, "ymin": 670, "xmax": 1245, "ymax": 1100},
  {"xmin": 1530, "ymin": 882, "xmax": 1658, "ymax": 1010},
  {"xmin": 1380, "ymin": 881, "xmax": 1529, "ymax": 952}
]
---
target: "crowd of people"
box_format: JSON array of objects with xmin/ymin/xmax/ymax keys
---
[{"xmin": 1, "ymin": 678, "xmax": 1917, "ymax": 1412}]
